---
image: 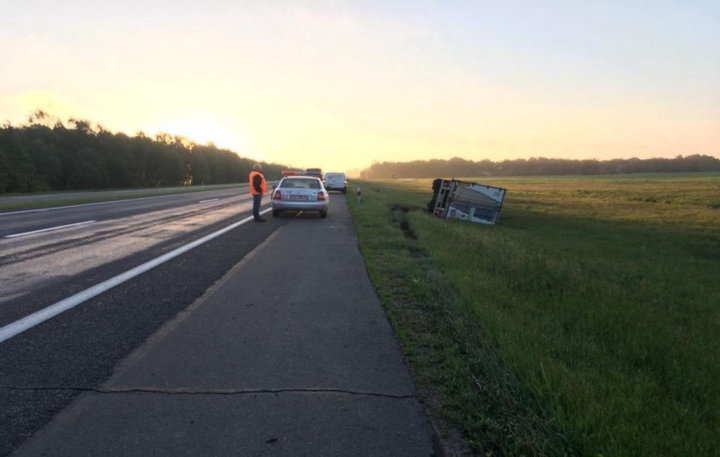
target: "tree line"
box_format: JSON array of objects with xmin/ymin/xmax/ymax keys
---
[
  {"xmin": 0, "ymin": 112, "xmax": 286, "ymax": 194},
  {"xmin": 360, "ymin": 155, "xmax": 720, "ymax": 179}
]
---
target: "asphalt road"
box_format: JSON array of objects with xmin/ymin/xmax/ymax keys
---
[
  {"xmin": 0, "ymin": 193, "xmax": 438, "ymax": 455},
  {"xmin": 0, "ymin": 185, "xmax": 245, "ymax": 237},
  {"xmin": 0, "ymin": 185, "xmax": 238, "ymax": 204},
  {"xmin": 0, "ymin": 187, "xmax": 256, "ymax": 322},
  {"xmin": 0, "ymin": 188, "xmax": 282, "ymax": 455}
]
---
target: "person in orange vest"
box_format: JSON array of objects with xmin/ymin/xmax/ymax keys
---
[{"xmin": 249, "ymin": 163, "xmax": 267, "ymax": 222}]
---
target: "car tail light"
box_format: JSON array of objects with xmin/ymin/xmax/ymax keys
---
[
  {"xmin": 273, "ymin": 190, "xmax": 282, "ymax": 200},
  {"xmin": 317, "ymin": 191, "xmax": 326, "ymax": 201}
]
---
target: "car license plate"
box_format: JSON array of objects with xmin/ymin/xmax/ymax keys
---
[{"xmin": 290, "ymin": 195, "xmax": 308, "ymax": 201}]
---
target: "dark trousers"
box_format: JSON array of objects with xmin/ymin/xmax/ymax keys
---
[{"xmin": 252, "ymin": 194, "xmax": 262, "ymax": 220}]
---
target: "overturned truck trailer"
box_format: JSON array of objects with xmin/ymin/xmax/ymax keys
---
[{"xmin": 427, "ymin": 179, "xmax": 507, "ymax": 225}]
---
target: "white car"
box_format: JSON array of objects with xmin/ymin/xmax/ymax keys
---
[
  {"xmin": 271, "ymin": 176, "xmax": 329, "ymax": 218},
  {"xmin": 323, "ymin": 172, "xmax": 347, "ymax": 193}
]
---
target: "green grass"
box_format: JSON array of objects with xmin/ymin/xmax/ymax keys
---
[{"xmin": 347, "ymin": 174, "xmax": 720, "ymax": 457}]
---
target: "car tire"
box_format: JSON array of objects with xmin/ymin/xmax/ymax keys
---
[
  {"xmin": 272, "ymin": 209, "xmax": 281, "ymax": 217},
  {"xmin": 342, "ymin": 188, "xmax": 347, "ymax": 194},
  {"xmin": 320, "ymin": 210, "xmax": 327, "ymax": 218}
]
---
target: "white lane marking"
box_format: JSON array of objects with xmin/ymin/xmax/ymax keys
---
[
  {"xmin": 108, "ymin": 227, "xmax": 284, "ymax": 379},
  {"xmin": 198, "ymin": 198, "xmax": 219, "ymax": 203},
  {"xmin": 0, "ymin": 193, "xmax": 187, "ymax": 216},
  {"xmin": 0, "ymin": 207, "xmax": 272, "ymax": 344},
  {"xmin": 4, "ymin": 220, "xmax": 97, "ymax": 239}
]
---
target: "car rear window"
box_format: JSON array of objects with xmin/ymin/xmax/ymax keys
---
[{"xmin": 280, "ymin": 179, "xmax": 321, "ymax": 189}]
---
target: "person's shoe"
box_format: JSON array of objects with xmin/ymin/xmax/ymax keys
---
[{"xmin": 255, "ymin": 218, "xmax": 266, "ymax": 222}]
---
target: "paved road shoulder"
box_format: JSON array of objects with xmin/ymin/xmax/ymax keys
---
[{"xmin": 12, "ymin": 196, "xmax": 440, "ymax": 456}]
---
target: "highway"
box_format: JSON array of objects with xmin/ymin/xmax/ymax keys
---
[
  {"xmin": 0, "ymin": 187, "xmax": 287, "ymax": 455},
  {"xmin": 0, "ymin": 186, "xmax": 250, "ymax": 310}
]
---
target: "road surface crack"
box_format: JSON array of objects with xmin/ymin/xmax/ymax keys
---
[{"xmin": 1, "ymin": 386, "xmax": 417, "ymax": 400}]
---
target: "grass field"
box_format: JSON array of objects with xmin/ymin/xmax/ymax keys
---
[{"xmin": 346, "ymin": 174, "xmax": 719, "ymax": 457}]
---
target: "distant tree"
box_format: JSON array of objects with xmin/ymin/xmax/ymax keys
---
[
  {"xmin": 0, "ymin": 141, "xmax": 10, "ymax": 193},
  {"xmin": 0, "ymin": 126, "xmax": 38, "ymax": 192},
  {"xmin": 360, "ymin": 155, "xmax": 720, "ymax": 179},
  {"xmin": 0, "ymin": 113, "xmax": 290, "ymax": 194},
  {"xmin": 187, "ymin": 146, "xmax": 210, "ymax": 185}
]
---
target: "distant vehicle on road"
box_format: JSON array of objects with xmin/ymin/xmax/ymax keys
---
[
  {"xmin": 281, "ymin": 168, "xmax": 303, "ymax": 177},
  {"xmin": 271, "ymin": 176, "xmax": 329, "ymax": 218},
  {"xmin": 323, "ymin": 172, "xmax": 347, "ymax": 193},
  {"xmin": 304, "ymin": 168, "xmax": 323, "ymax": 178}
]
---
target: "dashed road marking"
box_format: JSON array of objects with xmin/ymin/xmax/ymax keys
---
[{"xmin": 4, "ymin": 220, "xmax": 97, "ymax": 239}]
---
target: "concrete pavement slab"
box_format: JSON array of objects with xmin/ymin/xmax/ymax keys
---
[
  {"xmin": 13, "ymin": 392, "xmax": 434, "ymax": 456},
  {"xmin": 12, "ymin": 197, "xmax": 439, "ymax": 456}
]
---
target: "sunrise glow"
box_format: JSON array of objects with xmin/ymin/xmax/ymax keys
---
[
  {"xmin": 150, "ymin": 114, "xmax": 246, "ymax": 151},
  {"xmin": 1, "ymin": 1, "xmax": 718, "ymax": 174}
]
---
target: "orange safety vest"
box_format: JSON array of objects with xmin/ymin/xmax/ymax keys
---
[{"xmin": 249, "ymin": 170, "xmax": 267, "ymax": 195}]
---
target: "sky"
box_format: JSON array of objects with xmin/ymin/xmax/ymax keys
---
[{"xmin": 1, "ymin": 0, "xmax": 718, "ymax": 174}]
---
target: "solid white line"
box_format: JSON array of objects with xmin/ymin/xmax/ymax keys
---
[
  {"xmin": 0, "ymin": 207, "xmax": 272, "ymax": 344},
  {"xmin": 198, "ymin": 198, "xmax": 219, "ymax": 203},
  {"xmin": 0, "ymin": 193, "xmax": 187, "ymax": 216},
  {"xmin": 4, "ymin": 220, "xmax": 97, "ymax": 239}
]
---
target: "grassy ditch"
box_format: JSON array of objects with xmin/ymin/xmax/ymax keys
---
[{"xmin": 346, "ymin": 175, "xmax": 719, "ymax": 457}]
